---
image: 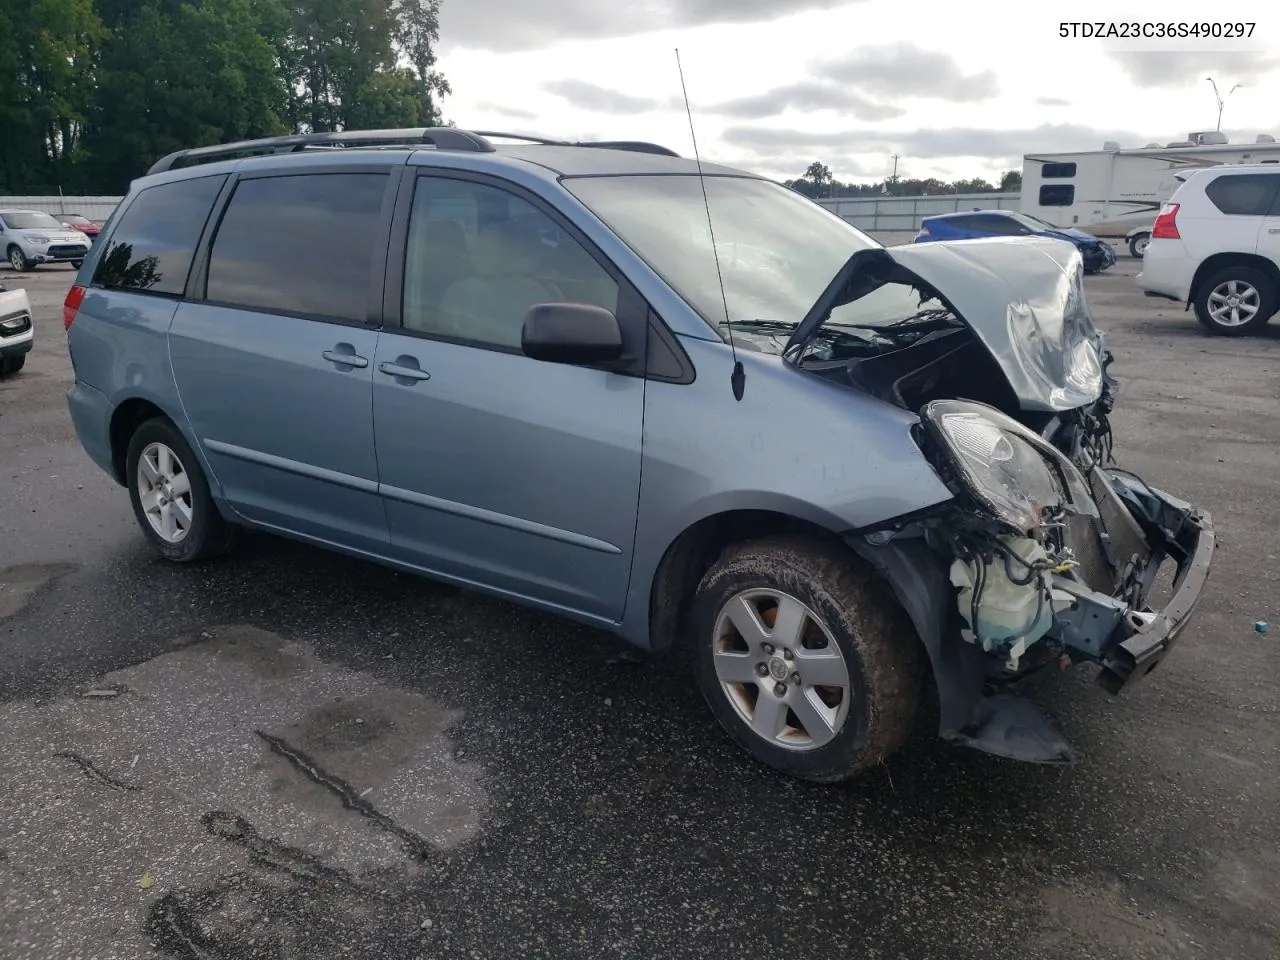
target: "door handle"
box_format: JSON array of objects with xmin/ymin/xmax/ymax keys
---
[
  {"xmin": 378, "ymin": 358, "xmax": 431, "ymax": 382},
  {"xmin": 322, "ymin": 346, "xmax": 369, "ymax": 369},
  {"xmin": 1269, "ymin": 228, "xmax": 1280, "ymax": 234}
]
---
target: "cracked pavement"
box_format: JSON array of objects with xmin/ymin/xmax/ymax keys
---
[{"xmin": 1, "ymin": 258, "xmax": 1278, "ymax": 959}]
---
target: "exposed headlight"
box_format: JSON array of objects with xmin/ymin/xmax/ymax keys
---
[
  {"xmin": 919, "ymin": 400, "xmax": 1063, "ymax": 534},
  {"xmin": 24, "ymin": 235, "xmax": 50, "ymax": 244}
]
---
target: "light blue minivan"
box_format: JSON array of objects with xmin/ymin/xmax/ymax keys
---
[{"xmin": 64, "ymin": 128, "xmax": 1213, "ymax": 781}]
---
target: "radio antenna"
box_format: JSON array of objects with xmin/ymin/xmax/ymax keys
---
[{"xmin": 675, "ymin": 48, "xmax": 745, "ymax": 401}]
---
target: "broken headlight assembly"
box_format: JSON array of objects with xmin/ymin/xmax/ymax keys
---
[{"xmin": 917, "ymin": 399, "xmax": 1064, "ymax": 535}]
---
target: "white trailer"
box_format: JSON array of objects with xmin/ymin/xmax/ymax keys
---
[{"xmin": 1021, "ymin": 132, "xmax": 1280, "ymax": 257}]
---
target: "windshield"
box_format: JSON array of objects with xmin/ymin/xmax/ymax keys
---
[
  {"xmin": 1, "ymin": 212, "xmax": 63, "ymax": 230},
  {"xmin": 563, "ymin": 175, "xmax": 878, "ymax": 346}
]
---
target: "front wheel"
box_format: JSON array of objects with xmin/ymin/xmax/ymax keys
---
[
  {"xmin": 1194, "ymin": 266, "xmax": 1276, "ymax": 336},
  {"xmin": 1128, "ymin": 232, "xmax": 1150, "ymax": 258},
  {"xmin": 7, "ymin": 246, "xmax": 31, "ymax": 272},
  {"xmin": 0, "ymin": 354, "xmax": 25, "ymax": 376},
  {"xmin": 125, "ymin": 417, "xmax": 237, "ymax": 561},
  {"xmin": 70, "ymin": 259, "xmax": 84, "ymax": 269},
  {"xmin": 689, "ymin": 536, "xmax": 922, "ymax": 782}
]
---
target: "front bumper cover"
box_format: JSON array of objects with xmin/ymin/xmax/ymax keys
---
[{"xmin": 850, "ymin": 469, "xmax": 1215, "ymax": 766}]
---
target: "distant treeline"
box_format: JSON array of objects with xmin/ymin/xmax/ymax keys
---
[
  {"xmin": 0, "ymin": 0, "xmax": 449, "ymax": 194},
  {"xmin": 785, "ymin": 161, "xmax": 1022, "ymax": 199}
]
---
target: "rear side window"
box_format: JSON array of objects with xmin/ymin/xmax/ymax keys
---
[
  {"xmin": 974, "ymin": 215, "xmax": 1026, "ymax": 236},
  {"xmin": 1038, "ymin": 185, "xmax": 1074, "ymax": 206},
  {"xmin": 1204, "ymin": 174, "xmax": 1280, "ymax": 216},
  {"xmin": 205, "ymin": 173, "xmax": 389, "ymax": 323},
  {"xmin": 92, "ymin": 175, "xmax": 226, "ymax": 295}
]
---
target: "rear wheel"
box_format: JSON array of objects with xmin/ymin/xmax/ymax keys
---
[
  {"xmin": 1128, "ymin": 232, "xmax": 1150, "ymax": 258},
  {"xmin": 1194, "ymin": 266, "xmax": 1276, "ymax": 336},
  {"xmin": 125, "ymin": 417, "xmax": 237, "ymax": 561},
  {"xmin": 689, "ymin": 536, "xmax": 922, "ymax": 782},
  {"xmin": 7, "ymin": 246, "xmax": 31, "ymax": 272}
]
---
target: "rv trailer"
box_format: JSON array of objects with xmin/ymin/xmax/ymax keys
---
[{"xmin": 1022, "ymin": 131, "xmax": 1280, "ymax": 257}]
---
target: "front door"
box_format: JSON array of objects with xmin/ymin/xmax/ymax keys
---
[
  {"xmin": 169, "ymin": 169, "xmax": 395, "ymax": 553},
  {"xmin": 372, "ymin": 172, "xmax": 646, "ymax": 620}
]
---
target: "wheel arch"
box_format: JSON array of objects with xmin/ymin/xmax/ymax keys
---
[
  {"xmin": 646, "ymin": 508, "xmax": 846, "ymax": 655},
  {"xmin": 1187, "ymin": 252, "xmax": 1280, "ymax": 308},
  {"xmin": 106, "ymin": 393, "xmax": 217, "ymax": 496}
]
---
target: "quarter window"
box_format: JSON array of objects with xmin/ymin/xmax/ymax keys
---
[
  {"xmin": 92, "ymin": 175, "xmax": 226, "ymax": 295},
  {"xmin": 402, "ymin": 176, "xmax": 618, "ymax": 349},
  {"xmin": 1204, "ymin": 174, "xmax": 1280, "ymax": 216},
  {"xmin": 206, "ymin": 173, "xmax": 389, "ymax": 323}
]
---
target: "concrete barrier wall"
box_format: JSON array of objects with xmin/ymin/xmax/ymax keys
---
[
  {"xmin": 1, "ymin": 198, "xmax": 926, "ymax": 248},
  {"xmin": 0, "ymin": 196, "xmax": 123, "ymax": 222},
  {"xmin": 815, "ymin": 192, "xmax": 1021, "ymax": 232}
]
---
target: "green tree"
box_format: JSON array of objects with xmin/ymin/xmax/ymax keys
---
[
  {"xmin": 0, "ymin": 0, "xmax": 105, "ymax": 192},
  {"xmin": 82, "ymin": 0, "xmax": 290, "ymax": 191},
  {"xmin": 393, "ymin": 0, "xmax": 450, "ymax": 125},
  {"xmin": 1000, "ymin": 169, "xmax": 1022, "ymax": 192}
]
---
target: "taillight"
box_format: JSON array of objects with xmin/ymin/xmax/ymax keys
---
[
  {"xmin": 1152, "ymin": 203, "xmax": 1180, "ymax": 239},
  {"xmin": 63, "ymin": 284, "xmax": 86, "ymax": 330}
]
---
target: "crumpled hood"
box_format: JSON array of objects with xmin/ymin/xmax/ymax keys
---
[
  {"xmin": 883, "ymin": 236, "xmax": 1106, "ymax": 412},
  {"xmin": 1046, "ymin": 227, "xmax": 1102, "ymax": 245}
]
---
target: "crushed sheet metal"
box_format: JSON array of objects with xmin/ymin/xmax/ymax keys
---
[{"xmin": 886, "ymin": 236, "xmax": 1106, "ymax": 412}]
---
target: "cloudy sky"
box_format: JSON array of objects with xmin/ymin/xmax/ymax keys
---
[{"xmin": 435, "ymin": 0, "xmax": 1278, "ymax": 185}]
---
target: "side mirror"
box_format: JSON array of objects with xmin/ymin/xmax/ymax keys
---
[{"xmin": 521, "ymin": 302, "xmax": 623, "ymax": 365}]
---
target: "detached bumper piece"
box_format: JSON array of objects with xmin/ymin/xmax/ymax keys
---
[{"xmin": 1089, "ymin": 477, "xmax": 1214, "ymax": 694}]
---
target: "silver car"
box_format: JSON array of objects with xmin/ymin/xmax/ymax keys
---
[
  {"xmin": 64, "ymin": 129, "xmax": 1214, "ymax": 781},
  {"xmin": 1, "ymin": 209, "xmax": 92, "ymax": 271}
]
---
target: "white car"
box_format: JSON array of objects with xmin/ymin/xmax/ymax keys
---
[
  {"xmin": 0, "ymin": 209, "xmax": 92, "ymax": 272},
  {"xmin": 1137, "ymin": 164, "xmax": 1280, "ymax": 336},
  {"xmin": 0, "ymin": 283, "xmax": 33, "ymax": 376}
]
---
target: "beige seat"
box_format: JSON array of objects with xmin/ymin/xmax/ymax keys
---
[
  {"xmin": 437, "ymin": 219, "xmax": 563, "ymax": 348},
  {"xmin": 404, "ymin": 219, "xmax": 469, "ymax": 333}
]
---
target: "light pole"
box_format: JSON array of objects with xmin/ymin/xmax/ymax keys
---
[{"xmin": 1206, "ymin": 77, "xmax": 1242, "ymax": 132}]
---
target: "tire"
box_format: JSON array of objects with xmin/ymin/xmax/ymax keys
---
[
  {"xmin": 70, "ymin": 260, "xmax": 84, "ymax": 269},
  {"xmin": 1193, "ymin": 265, "xmax": 1276, "ymax": 337},
  {"xmin": 125, "ymin": 416, "xmax": 237, "ymax": 562},
  {"xmin": 1128, "ymin": 232, "xmax": 1150, "ymax": 259},
  {"xmin": 0, "ymin": 354, "xmax": 25, "ymax": 375},
  {"xmin": 689, "ymin": 536, "xmax": 922, "ymax": 782},
  {"xmin": 7, "ymin": 246, "xmax": 31, "ymax": 272}
]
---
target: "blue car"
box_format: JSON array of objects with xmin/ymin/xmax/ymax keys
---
[{"xmin": 915, "ymin": 209, "xmax": 1117, "ymax": 274}]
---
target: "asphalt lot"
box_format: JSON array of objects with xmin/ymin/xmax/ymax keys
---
[{"xmin": 1, "ymin": 255, "xmax": 1278, "ymax": 960}]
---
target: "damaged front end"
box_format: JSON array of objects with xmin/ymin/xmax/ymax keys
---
[{"xmin": 791, "ymin": 238, "xmax": 1215, "ymax": 764}]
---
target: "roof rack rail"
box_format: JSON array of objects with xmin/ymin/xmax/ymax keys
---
[
  {"xmin": 472, "ymin": 131, "xmax": 680, "ymax": 157},
  {"xmin": 146, "ymin": 127, "xmax": 496, "ymax": 175}
]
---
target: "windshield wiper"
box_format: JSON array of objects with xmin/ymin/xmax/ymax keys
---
[
  {"xmin": 720, "ymin": 319, "xmax": 798, "ymax": 332},
  {"xmin": 831, "ymin": 308, "xmax": 960, "ymax": 336}
]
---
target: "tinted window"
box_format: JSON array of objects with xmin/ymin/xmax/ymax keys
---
[
  {"xmin": 1204, "ymin": 174, "xmax": 1280, "ymax": 216},
  {"xmin": 1042, "ymin": 162, "xmax": 1077, "ymax": 179},
  {"xmin": 92, "ymin": 175, "xmax": 226, "ymax": 295},
  {"xmin": 1039, "ymin": 185, "xmax": 1074, "ymax": 207},
  {"xmin": 402, "ymin": 177, "xmax": 618, "ymax": 349},
  {"xmin": 206, "ymin": 173, "xmax": 388, "ymax": 323},
  {"xmin": 974, "ymin": 215, "xmax": 1028, "ymax": 235}
]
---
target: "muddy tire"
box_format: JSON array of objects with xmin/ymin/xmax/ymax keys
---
[
  {"xmin": 1194, "ymin": 265, "xmax": 1276, "ymax": 336},
  {"xmin": 125, "ymin": 416, "xmax": 237, "ymax": 562},
  {"xmin": 689, "ymin": 536, "xmax": 922, "ymax": 782}
]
